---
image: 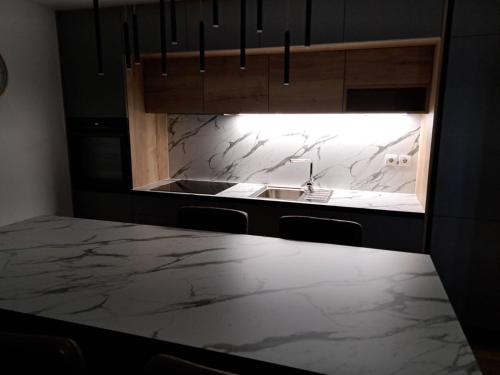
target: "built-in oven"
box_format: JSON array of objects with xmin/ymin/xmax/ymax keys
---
[{"xmin": 67, "ymin": 118, "xmax": 132, "ymax": 192}]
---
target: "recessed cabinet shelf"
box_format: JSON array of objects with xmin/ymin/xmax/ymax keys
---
[{"xmin": 142, "ymin": 39, "xmax": 438, "ymax": 114}]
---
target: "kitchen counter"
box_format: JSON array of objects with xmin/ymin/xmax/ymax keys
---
[
  {"xmin": 0, "ymin": 216, "xmax": 477, "ymax": 374},
  {"xmin": 136, "ymin": 180, "xmax": 425, "ymax": 214}
]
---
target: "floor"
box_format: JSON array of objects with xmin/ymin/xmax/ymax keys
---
[{"xmin": 473, "ymin": 347, "xmax": 500, "ymax": 374}]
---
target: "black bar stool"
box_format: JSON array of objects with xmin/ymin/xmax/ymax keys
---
[
  {"xmin": 177, "ymin": 206, "xmax": 249, "ymax": 234},
  {"xmin": 0, "ymin": 332, "xmax": 86, "ymax": 374},
  {"xmin": 279, "ymin": 215, "xmax": 363, "ymax": 246}
]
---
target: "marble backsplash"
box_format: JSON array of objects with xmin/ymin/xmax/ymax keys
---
[{"xmin": 167, "ymin": 114, "xmax": 421, "ymax": 193}]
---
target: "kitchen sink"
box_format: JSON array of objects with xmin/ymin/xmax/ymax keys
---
[
  {"xmin": 254, "ymin": 186, "xmax": 333, "ymax": 203},
  {"xmin": 255, "ymin": 187, "xmax": 305, "ymax": 201}
]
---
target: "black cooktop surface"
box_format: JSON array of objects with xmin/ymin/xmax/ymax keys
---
[{"xmin": 151, "ymin": 180, "xmax": 237, "ymax": 195}]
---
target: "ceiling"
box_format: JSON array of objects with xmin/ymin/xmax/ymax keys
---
[{"xmin": 32, "ymin": 0, "xmax": 158, "ymax": 10}]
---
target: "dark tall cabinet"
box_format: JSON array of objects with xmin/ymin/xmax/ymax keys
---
[
  {"xmin": 57, "ymin": 8, "xmax": 127, "ymax": 118},
  {"xmin": 430, "ymin": 0, "xmax": 500, "ymax": 337}
]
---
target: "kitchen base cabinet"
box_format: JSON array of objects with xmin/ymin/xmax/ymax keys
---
[
  {"xmin": 131, "ymin": 193, "xmax": 424, "ymax": 252},
  {"xmin": 72, "ymin": 190, "xmax": 133, "ymax": 223}
]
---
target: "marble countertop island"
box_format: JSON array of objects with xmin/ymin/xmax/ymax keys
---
[
  {"xmin": 136, "ymin": 180, "xmax": 425, "ymax": 214},
  {"xmin": 0, "ymin": 216, "xmax": 478, "ymax": 374}
]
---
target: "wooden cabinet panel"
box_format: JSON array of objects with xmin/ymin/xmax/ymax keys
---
[
  {"xmin": 143, "ymin": 57, "xmax": 203, "ymax": 113},
  {"xmin": 345, "ymin": 46, "xmax": 434, "ymax": 87},
  {"xmin": 204, "ymin": 55, "xmax": 269, "ymax": 113},
  {"xmin": 269, "ymin": 51, "xmax": 345, "ymax": 113}
]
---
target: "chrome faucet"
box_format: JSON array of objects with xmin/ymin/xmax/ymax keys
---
[{"xmin": 290, "ymin": 158, "xmax": 315, "ymax": 192}]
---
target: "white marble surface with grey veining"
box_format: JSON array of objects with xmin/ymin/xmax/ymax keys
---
[
  {"xmin": 136, "ymin": 179, "xmax": 424, "ymax": 213},
  {"xmin": 168, "ymin": 114, "xmax": 421, "ymax": 194},
  {"xmin": 0, "ymin": 216, "xmax": 479, "ymax": 374}
]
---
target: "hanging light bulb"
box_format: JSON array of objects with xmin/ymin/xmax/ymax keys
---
[
  {"xmin": 170, "ymin": 0, "xmax": 178, "ymax": 45},
  {"xmin": 93, "ymin": 0, "xmax": 104, "ymax": 75},
  {"xmin": 123, "ymin": 7, "xmax": 132, "ymax": 69},
  {"xmin": 240, "ymin": 0, "xmax": 246, "ymax": 70},
  {"xmin": 160, "ymin": 0, "xmax": 167, "ymax": 76},
  {"xmin": 305, "ymin": 0, "xmax": 312, "ymax": 47},
  {"xmin": 212, "ymin": 0, "xmax": 219, "ymax": 28},
  {"xmin": 257, "ymin": 0, "xmax": 263, "ymax": 33},
  {"xmin": 132, "ymin": 6, "xmax": 140, "ymax": 64}
]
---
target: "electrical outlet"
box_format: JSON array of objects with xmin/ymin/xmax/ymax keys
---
[
  {"xmin": 398, "ymin": 155, "xmax": 411, "ymax": 167},
  {"xmin": 384, "ymin": 154, "xmax": 398, "ymax": 166}
]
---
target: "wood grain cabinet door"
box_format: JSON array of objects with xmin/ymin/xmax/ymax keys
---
[
  {"xmin": 204, "ymin": 55, "xmax": 269, "ymax": 113},
  {"xmin": 269, "ymin": 51, "xmax": 345, "ymax": 113},
  {"xmin": 344, "ymin": 46, "xmax": 434, "ymax": 112},
  {"xmin": 142, "ymin": 57, "xmax": 204, "ymax": 113}
]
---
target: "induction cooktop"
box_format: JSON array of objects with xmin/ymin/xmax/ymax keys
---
[{"xmin": 151, "ymin": 180, "xmax": 236, "ymax": 195}]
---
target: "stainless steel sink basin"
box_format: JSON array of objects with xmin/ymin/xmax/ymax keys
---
[
  {"xmin": 255, "ymin": 187, "xmax": 305, "ymax": 201},
  {"xmin": 254, "ymin": 186, "xmax": 333, "ymax": 203}
]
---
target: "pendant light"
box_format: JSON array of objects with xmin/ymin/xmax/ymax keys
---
[
  {"xmin": 283, "ymin": 0, "xmax": 291, "ymax": 85},
  {"xmin": 199, "ymin": 1, "xmax": 205, "ymax": 72},
  {"xmin": 160, "ymin": 0, "xmax": 167, "ymax": 76},
  {"xmin": 123, "ymin": 7, "xmax": 132, "ymax": 69},
  {"xmin": 240, "ymin": 0, "xmax": 246, "ymax": 70},
  {"xmin": 257, "ymin": 0, "xmax": 263, "ymax": 33},
  {"xmin": 132, "ymin": 6, "xmax": 141, "ymax": 64},
  {"xmin": 284, "ymin": 31, "xmax": 290, "ymax": 85},
  {"xmin": 212, "ymin": 0, "xmax": 219, "ymax": 28},
  {"xmin": 305, "ymin": 0, "xmax": 312, "ymax": 47},
  {"xmin": 170, "ymin": 0, "xmax": 178, "ymax": 45},
  {"xmin": 93, "ymin": 0, "xmax": 104, "ymax": 76}
]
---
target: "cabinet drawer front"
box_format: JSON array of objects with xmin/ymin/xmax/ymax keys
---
[
  {"xmin": 204, "ymin": 55, "xmax": 269, "ymax": 113},
  {"xmin": 143, "ymin": 57, "xmax": 204, "ymax": 113},
  {"xmin": 269, "ymin": 51, "xmax": 345, "ymax": 113},
  {"xmin": 346, "ymin": 46, "xmax": 434, "ymax": 87}
]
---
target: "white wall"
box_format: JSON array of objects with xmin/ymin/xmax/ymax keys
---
[{"xmin": 0, "ymin": 0, "xmax": 72, "ymax": 227}]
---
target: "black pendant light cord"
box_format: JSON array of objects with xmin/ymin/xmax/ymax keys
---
[
  {"xmin": 160, "ymin": 0, "xmax": 167, "ymax": 76},
  {"xmin": 257, "ymin": 0, "xmax": 263, "ymax": 33},
  {"xmin": 283, "ymin": 0, "xmax": 291, "ymax": 85},
  {"xmin": 171, "ymin": 0, "xmax": 178, "ymax": 45},
  {"xmin": 123, "ymin": 7, "xmax": 132, "ymax": 69},
  {"xmin": 93, "ymin": 0, "xmax": 104, "ymax": 76},
  {"xmin": 240, "ymin": 0, "xmax": 246, "ymax": 70},
  {"xmin": 199, "ymin": 0, "xmax": 205, "ymax": 72},
  {"xmin": 284, "ymin": 30, "xmax": 290, "ymax": 85},
  {"xmin": 212, "ymin": 0, "xmax": 219, "ymax": 28},
  {"xmin": 305, "ymin": 0, "xmax": 312, "ymax": 46},
  {"xmin": 132, "ymin": 6, "xmax": 140, "ymax": 64}
]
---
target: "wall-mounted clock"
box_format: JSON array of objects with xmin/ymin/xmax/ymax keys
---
[{"xmin": 0, "ymin": 54, "xmax": 8, "ymax": 96}]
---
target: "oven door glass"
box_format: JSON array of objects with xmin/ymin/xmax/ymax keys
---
[{"xmin": 69, "ymin": 134, "xmax": 131, "ymax": 191}]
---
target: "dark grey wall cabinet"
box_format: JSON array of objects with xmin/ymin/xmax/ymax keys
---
[
  {"xmin": 430, "ymin": 1, "xmax": 500, "ymax": 337},
  {"xmin": 163, "ymin": 0, "xmax": 344, "ymax": 51},
  {"xmin": 434, "ymin": 36, "xmax": 500, "ymax": 221},
  {"xmin": 344, "ymin": 0, "xmax": 444, "ymax": 42},
  {"xmin": 57, "ymin": 8, "xmax": 127, "ymax": 118},
  {"xmin": 452, "ymin": 0, "xmax": 500, "ymax": 37}
]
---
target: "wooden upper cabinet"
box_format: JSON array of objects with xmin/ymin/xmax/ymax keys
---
[
  {"xmin": 346, "ymin": 46, "xmax": 434, "ymax": 87},
  {"xmin": 204, "ymin": 55, "xmax": 269, "ymax": 113},
  {"xmin": 345, "ymin": 46, "xmax": 435, "ymax": 112},
  {"xmin": 143, "ymin": 57, "xmax": 203, "ymax": 113},
  {"xmin": 269, "ymin": 51, "xmax": 345, "ymax": 113}
]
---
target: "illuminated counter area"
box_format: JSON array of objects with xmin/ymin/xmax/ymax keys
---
[{"xmin": 136, "ymin": 113, "xmax": 432, "ymax": 214}]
